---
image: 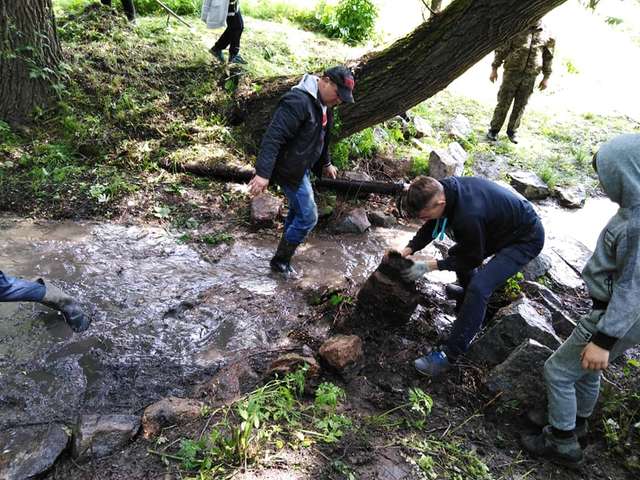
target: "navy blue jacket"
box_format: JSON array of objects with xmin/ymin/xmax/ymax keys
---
[
  {"xmin": 406, "ymin": 177, "xmax": 540, "ymax": 272},
  {"xmin": 255, "ymin": 88, "xmax": 332, "ymax": 189}
]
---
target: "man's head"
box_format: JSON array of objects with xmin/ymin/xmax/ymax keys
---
[
  {"xmin": 405, "ymin": 176, "xmax": 446, "ymax": 221},
  {"xmin": 319, "ymin": 66, "xmax": 355, "ymax": 107}
]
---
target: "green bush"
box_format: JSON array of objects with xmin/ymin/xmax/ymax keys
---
[
  {"xmin": 135, "ymin": 0, "xmax": 201, "ymax": 15},
  {"xmin": 410, "ymin": 153, "xmax": 429, "ymax": 177},
  {"xmin": 313, "ymin": 0, "xmax": 378, "ymax": 45}
]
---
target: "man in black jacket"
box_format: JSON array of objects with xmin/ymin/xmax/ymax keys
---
[
  {"xmin": 400, "ymin": 176, "xmax": 545, "ymax": 377},
  {"xmin": 248, "ymin": 66, "xmax": 355, "ymax": 276}
]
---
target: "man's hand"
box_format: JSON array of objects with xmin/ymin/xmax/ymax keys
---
[
  {"xmin": 324, "ymin": 165, "xmax": 338, "ymax": 179},
  {"xmin": 248, "ymin": 175, "xmax": 269, "ymax": 197},
  {"xmin": 581, "ymin": 342, "xmax": 610, "ymax": 370},
  {"xmin": 489, "ymin": 68, "xmax": 498, "ymax": 83},
  {"xmin": 400, "ymin": 247, "xmax": 413, "ymax": 257},
  {"xmin": 401, "ymin": 257, "xmax": 438, "ymax": 282},
  {"xmin": 539, "ymin": 77, "xmax": 549, "ymax": 90}
]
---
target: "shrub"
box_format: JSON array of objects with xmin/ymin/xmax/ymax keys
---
[{"xmin": 313, "ymin": 0, "xmax": 378, "ymax": 45}]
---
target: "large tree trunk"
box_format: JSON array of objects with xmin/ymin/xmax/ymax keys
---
[
  {"xmin": 233, "ymin": 0, "xmax": 567, "ymax": 140},
  {"xmin": 0, "ymin": 0, "xmax": 61, "ymax": 125}
]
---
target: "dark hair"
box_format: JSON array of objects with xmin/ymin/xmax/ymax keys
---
[{"xmin": 405, "ymin": 176, "xmax": 443, "ymax": 217}]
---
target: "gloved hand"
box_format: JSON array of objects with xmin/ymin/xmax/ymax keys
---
[{"xmin": 401, "ymin": 257, "xmax": 438, "ymax": 282}]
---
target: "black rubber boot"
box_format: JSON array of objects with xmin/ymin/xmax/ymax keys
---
[
  {"xmin": 270, "ymin": 236, "xmax": 299, "ymax": 277},
  {"xmin": 507, "ymin": 130, "xmax": 518, "ymax": 143},
  {"xmin": 526, "ymin": 410, "xmax": 589, "ymax": 440},
  {"xmin": 521, "ymin": 425, "xmax": 584, "ymax": 469},
  {"xmin": 486, "ymin": 129, "xmax": 498, "ymax": 141},
  {"xmin": 39, "ymin": 280, "xmax": 91, "ymax": 333}
]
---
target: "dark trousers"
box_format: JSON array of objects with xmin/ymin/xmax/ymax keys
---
[
  {"xmin": 213, "ymin": 10, "xmax": 244, "ymax": 57},
  {"xmin": 446, "ymin": 219, "xmax": 545, "ymax": 358},
  {"xmin": 101, "ymin": 0, "xmax": 136, "ymax": 21}
]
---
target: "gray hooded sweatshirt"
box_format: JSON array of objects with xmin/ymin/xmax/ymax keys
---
[{"xmin": 582, "ymin": 133, "xmax": 640, "ymax": 350}]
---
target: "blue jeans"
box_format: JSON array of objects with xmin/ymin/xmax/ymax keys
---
[
  {"xmin": 0, "ymin": 271, "xmax": 46, "ymax": 302},
  {"xmin": 446, "ymin": 219, "xmax": 545, "ymax": 358},
  {"xmin": 281, "ymin": 172, "xmax": 318, "ymax": 245},
  {"xmin": 545, "ymin": 309, "xmax": 640, "ymax": 431}
]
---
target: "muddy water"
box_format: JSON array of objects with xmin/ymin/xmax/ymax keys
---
[
  {"xmin": 0, "ymin": 217, "xmax": 412, "ymax": 428},
  {"xmin": 0, "ymin": 197, "xmax": 616, "ymax": 428}
]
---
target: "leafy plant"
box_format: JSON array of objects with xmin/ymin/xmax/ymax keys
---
[
  {"xmin": 504, "ymin": 272, "xmax": 524, "ymax": 300},
  {"xmin": 313, "ymin": 0, "xmax": 378, "ymax": 45}
]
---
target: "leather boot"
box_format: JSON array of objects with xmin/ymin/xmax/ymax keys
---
[
  {"xmin": 521, "ymin": 425, "xmax": 584, "ymax": 469},
  {"xmin": 270, "ymin": 236, "xmax": 300, "ymax": 277},
  {"xmin": 39, "ymin": 280, "xmax": 91, "ymax": 332}
]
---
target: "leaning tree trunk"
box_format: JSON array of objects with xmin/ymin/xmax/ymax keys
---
[
  {"xmin": 0, "ymin": 0, "xmax": 61, "ymax": 125},
  {"xmin": 233, "ymin": 0, "xmax": 567, "ymax": 140}
]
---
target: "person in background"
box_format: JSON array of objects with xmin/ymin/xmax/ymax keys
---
[
  {"xmin": 210, "ymin": 0, "xmax": 246, "ymax": 64},
  {"xmin": 101, "ymin": 0, "xmax": 136, "ymax": 23}
]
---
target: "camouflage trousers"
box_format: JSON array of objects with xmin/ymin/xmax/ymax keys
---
[{"xmin": 489, "ymin": 71, "xmax": 537, "ymax": 134}]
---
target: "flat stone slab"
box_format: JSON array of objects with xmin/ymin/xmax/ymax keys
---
[{"xmin": 0, "ymin": 424, "xmax": 69, "ymax": 480}]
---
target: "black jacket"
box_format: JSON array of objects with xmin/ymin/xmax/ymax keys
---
[
  {"xmin": 255, "ymin": 88, "xmax": 332, "ymax": 189},
  {"xmin": 406, "ymin": 177, "xmax": 540, "ymax": 272}
]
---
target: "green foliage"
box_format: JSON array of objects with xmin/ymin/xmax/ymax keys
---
[
  {"xmin": 601, "ymin": 359, "xmax": 640, "ymax": 472},
  {"xmin": 312, "ymin": 0, "xmax": 378, "ymax": 44},
  {"xmin": 166, "ymin": 366, "xmax": 353, "ymax": 477},
  {"xmin": 199, "ymin": 232, "xmax": 234, "ymax": 245},
  {"xmin": 504, "ymin": 272, "xmax": 524, "ymax": 300},
  {"xmin": 408, "ymin": 437, "xmax": 493, "ymax": 480},
  {"xmin": 243, "ymin": 0, "xmax": 315, "ymax": 23},
  {"xmin": 134, "ymin": 0, "xmax": 201, "ymax": 15},
  {"xmin": 369, "ymin": 388, "xmax": 433, "ymax": 429},
  {"xmin": 564, "ymin": 59, "xmax": 580, "ymax": 75},
  {"xmin": 605, "ymin": 16, "xmax": 624, "ymax": 26},
  {"xmin": 330, "ymin": 127, "xmax": 377, "ymax": 170},
  {"xmin": 410, "ymin": 152, "xmax": 430, "ymax": 177},
  {"xmin": 537, "ymin": 161, "xmax": 560, "ymax": 189}
]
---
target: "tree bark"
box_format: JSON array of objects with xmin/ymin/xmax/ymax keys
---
[
  {"xmin": 0, "ymin": 0, "xmax": 61, "ymax": 125},
  {"xmin": 232, "ymin": 0, "xmax": 567, "ymax": 140}
]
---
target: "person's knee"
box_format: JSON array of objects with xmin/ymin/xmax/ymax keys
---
[
  {"xmin": 465, "ymin": 278, "xmax": 492, "ymax": 302},
  {"xmin": 301, "ymin": 205, "xmax": 318, "ymax": 230}
]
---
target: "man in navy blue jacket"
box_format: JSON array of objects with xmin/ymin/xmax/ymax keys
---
[
  {"xmin": 248, "ymin": 66, "xmax": 355, "ymax": 277},
  {"xmin": 400, "ymin": 175, "xmax": 545, "ymax": 377}
]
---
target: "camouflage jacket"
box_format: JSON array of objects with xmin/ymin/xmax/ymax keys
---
[{"xmin": 492, "ymin": 28, "xmax": 555, "ymax": 77}]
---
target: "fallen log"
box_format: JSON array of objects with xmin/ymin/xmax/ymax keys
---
[{"xmin": 159, "ymin": 159, "xmax": 407, "ymax": 196}]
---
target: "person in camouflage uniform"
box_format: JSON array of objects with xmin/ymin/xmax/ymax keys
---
[{"xmin": 487, "ymin": 22, "xmax": 555, "ymax": 143}]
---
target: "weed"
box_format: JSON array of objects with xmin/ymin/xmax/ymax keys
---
[
  {"xmin": 164, "ymin": 366, "xmax": 353, "ymax": 477},
  {"xmin": 564, "ymin": 59, "xmax": 580, "ymax": 75},
  {"xmin": 601, "ymin": 359, "xmax": 640, "ymax": 472},
  {"xmin": 199, "ymin": 232, "xmax": 234, "ymax": 246},
  {"xmin": 504, "ymin": 272, "xmax": 524, "ymax": 300},
  {"xmin": 410, "ymin": 152, "xmax": 430, "ymax": 177},
  {"xmin": 408, "ymin": 436, "xmax": 493, "ymax": 480},
  {"xmin": 368, "ymin": 387, "xmax": 433, "ymax": 429}
]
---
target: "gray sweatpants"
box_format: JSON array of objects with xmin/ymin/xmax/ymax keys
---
[{"xmin": 544, "ymin": 309, "xmax": 640, "ymax": 431}]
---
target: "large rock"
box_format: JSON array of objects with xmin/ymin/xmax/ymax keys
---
[
  {"xmin": 467, "ymin": 297, "xmax": 561, "ymax": 365},
  {"xmin": 142, "ymin": 397, "xmax": 205, "ymax": 439},
  {"xmin": 367, "ymin": 210, "xmax": 397, "ymax": 228},
  {"xmin": 429, "ymin": 148, "xmax": 464, "ymax": 179},
  {"xmin": 522, "ymin": 252, "xmax": 552, "ymax": 281},
  {"xmin": 522, "ymin": 281, "xmax": 578, "ymax": 338},
  {"xmin": 319, "ymin": 335, "xmax": 363, "ymax": 370},
  {"xmin": 0, "ymin": 424, "xmax": 69, "ymax": 480},
  {"xmin": 412, "ymin": 115, "xmax": 435, "ymax": 138},
  {"xmin": 554, "ymin": 186, "xmax": 586, "ymax": 209},
  {"xmin": 508, "ymin": 171, "xmax": 550, "ymax": 200},
  {"xmin": 445, "ymin": 114, "xmax": 472, "ymax": 140},
  {"xmin": 472, "ymin": 152, "xmax": 509, "ymax": 180},
  {"xmin": 448, "ymin": 141, "xmax": 468, "ymax": 167},
  {"xmin": 250, "ymin": 192, "xmax": 282, "ymax": 226},
  {"xmin": 550, "ymin": 238, "xmax": 592, "ymax": 274},
  {"xmin": 334, "ymin": 208, "xmax": 371, "ymax": 234},
  {"xmin": 485, "ymin": 339, "xmax": 553, "ymax": 408},
  {"xmin": 195, "ymin": 360, "xmax": 259, "ymax": 405},
  {"xmin": 352, "ymin": 251, "xmax": 420, "ymax": 329},
  {"xmin": 72, "ymin": 414, "xmax": 140, "ymax": 461},
  {"xmin": 544, "ymin": 249, "xmax": 584, "ymax": 291}
]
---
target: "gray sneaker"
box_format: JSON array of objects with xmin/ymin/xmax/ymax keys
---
[
  {"xmin": 521, "ymin": 425, "xmax": 584, "ymax": 469},
  {"xmin": 229, "ymin": 54, "xmax": 247, "ymax": 64}
]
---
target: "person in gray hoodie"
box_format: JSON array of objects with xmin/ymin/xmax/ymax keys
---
[
  {"xmin": 521, "ymin": 133, "xmax": 640, "ymax": 468},
  {"xmin": 248, "ymin": 66, "xmax": 355, "ymax": 277}
]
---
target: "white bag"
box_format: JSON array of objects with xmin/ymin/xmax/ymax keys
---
[{"xmin": 201, "ymin": 0, "xmax": 230, "ymax": 29}]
